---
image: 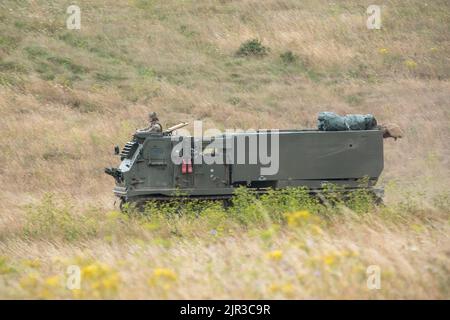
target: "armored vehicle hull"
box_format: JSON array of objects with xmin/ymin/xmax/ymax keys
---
[{"xmin": 106, "ymin": 128, "xmax": 384, "ymax": 206}]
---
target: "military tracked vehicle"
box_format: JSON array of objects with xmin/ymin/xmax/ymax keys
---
[{"xmin": 105, "ymin": 116, "xmax": 390, "ymax": 208}]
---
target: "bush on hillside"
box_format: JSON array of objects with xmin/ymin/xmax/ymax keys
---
[
  {"xmin": 236, "ymin": 39, "xmax": 269, "ymax": 57},
  {"xmin": 280, "ymin": 50, "xmax": 297, "ymax": 64}
]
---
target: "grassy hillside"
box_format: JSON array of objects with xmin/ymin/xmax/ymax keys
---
[{"xmin": 0, "ymin": 0, "xmax": 449, "ymax": 299}]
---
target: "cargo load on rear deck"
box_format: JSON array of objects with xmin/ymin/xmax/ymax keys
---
[{"xmin": 317, "ymin": 112, "xmax": 378, "ymax": 131}]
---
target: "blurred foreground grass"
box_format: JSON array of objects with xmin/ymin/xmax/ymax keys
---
[{"xmin": 0, "ymin": 187, "xmax": 448, "ymax": 299}]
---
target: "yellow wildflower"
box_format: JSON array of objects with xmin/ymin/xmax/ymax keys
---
[
  {"xmin": 378, "ymin": 48, "xmax": 389, "ymax": 54},
  {"xmin": 268, "ymin": 283, "xmax": 294, "ymax": 296},
  {"xmin": 266, "ymin": 250, "xmax": 283, "ymax": 261},
  {"xmin": 101, "ymin": 274, "xmax": 120, "ymax": 290},
  {"xmin": 404, "ymin": 59, "xmax": 418, "ymax": 69},
  {"xmin": 82, "ymin": 264, "xmax": 101, "ymax": 279},
  {"xmin": 0, "ymin": 257, "xmax": 16, "ymax": 274},
  {"xmin": 286, "ymin": 210, "xmax": 311, "ymax": 227},
  {"xmin": 339, "ymin": 249, "xmax": 359, "ymax": 257},
  {"xmin": 310, "ymin": 224, "xmax": 323, "ymax": 236},
  {"xmin": 82, "ymin": 262, "xmax": 110, "ymax": 279},
  {"xmin": 351, "ymin": 263, "xmax": 365, "ymax": 274},
  {"xmin": 148, "ymin": 268, "xmax": 178, "ymax": 289},
  {"xmin": 153, "ymin": 268, "xmax": 177, "ymax": 281},
  {"xmin": 105, "ymin": 210, "xmax": 121, "ymax": 220},
  {"xmin": 44, "ymin": 275, "xmax": 61, "ymax": 287},
  {"xmin": 38, "ymin": 288, "xmax": 54, "ymax": 299},
  {"xmin": 22, "ymin": 259, "xmax": 41, "ymax": 269},
  {"xmin": 323, "ymin": 254, "xmax": 336, "ymax": 266},
  {"xmin": 411, "ymin": 223, "xmax": 425, "ymax": 233},
  {"xmin": 19, "ymin": 273, "xmax": 39, "ymax": 289}
]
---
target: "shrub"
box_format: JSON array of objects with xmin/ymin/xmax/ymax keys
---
[
  {"xmin": 346, "ymin": 188, "xmax": 375, "ymax": 214},
  {"xmin": 280, "ymin": 51, "xmax": 297, "ymax": 64},
  {"xmin": 229, "ymin": 187, "xmax": 269, "ymax": 226},
  {"xmin": 23, "ymin": 194, "xmax": 98, "ymax": 241},
  {"xmin": 236, "ymin": 39, "xmax": 269, "ymax": 57},
  {"xmin": 22, "ymin": 194, "xmax": 143, "ymax": 241}
]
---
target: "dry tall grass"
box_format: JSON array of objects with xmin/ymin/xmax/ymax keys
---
[{"xmin": 0, "ymin": 0, "xmax": 449, "ymax": 299}]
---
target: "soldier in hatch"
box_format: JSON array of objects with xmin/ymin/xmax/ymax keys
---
[{"xmin": 138, "ymin": 112, "xmax": 162, "ymax": 133}]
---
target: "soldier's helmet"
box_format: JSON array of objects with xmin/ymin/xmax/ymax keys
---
[{"xmin": 149, "ymin": 112, "xmax": 159, "ymax": 121}]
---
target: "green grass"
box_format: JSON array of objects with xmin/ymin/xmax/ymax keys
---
[
  {"xmin": 0, "ymin": 0, "xmax": 449, "ymax": 299},
  {"xmin": 1, "ymin": 187, "xmax": 446, "ymax": 299},
  {"xmin": 18, "ymin": 185, "xmax": 424, "ymax": 243}
]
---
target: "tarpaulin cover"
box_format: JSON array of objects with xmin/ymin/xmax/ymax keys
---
[{"xmin": 317, "ymin": 112, "xmax": 378, "ymax": 131}]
